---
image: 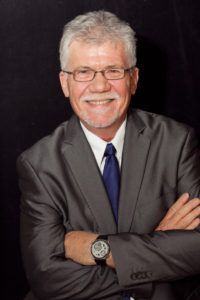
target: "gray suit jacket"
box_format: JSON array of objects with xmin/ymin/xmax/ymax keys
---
[{"xmin": 17, "ymin": 109, "xmax": 200, "ymax": 300}]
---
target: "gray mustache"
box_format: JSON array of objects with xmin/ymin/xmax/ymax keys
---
[{"xmin": 80, "ymin": 92, "xmax": 120, "ymax": 102}]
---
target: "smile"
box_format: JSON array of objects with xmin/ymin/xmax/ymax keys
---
[{"xmin": 86, "ymin": 99, "xmax": 114, "ymax": 105}]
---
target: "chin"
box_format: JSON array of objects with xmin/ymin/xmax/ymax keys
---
[{"xmin": 82, "ymin": 114, "xmax": 119, "ymax": 129}]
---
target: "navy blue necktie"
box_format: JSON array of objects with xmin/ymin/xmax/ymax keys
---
[
  {"xmin": 103, "ymin": 143, "xmax": 120, "ymax": 223},
  {"xmin": 103, "ymin": 143, "xmax": 130, "ymax": 300}
]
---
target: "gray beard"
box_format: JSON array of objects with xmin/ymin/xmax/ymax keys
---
[{"xmin": 80, "ymin": 112, "xmax": 119, "ymax": 129}]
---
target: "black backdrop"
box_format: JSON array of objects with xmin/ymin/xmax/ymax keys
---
[{"xmin": 0, "ymin": 1, "xmax": 200, "ymax": 299}]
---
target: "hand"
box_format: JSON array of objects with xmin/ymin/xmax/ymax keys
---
[
  {"xmin": 64, "ymin": 231, "xmax": 115, "ymax": 268},
  {"xmin": 155, "ymin": 193, "xmax": 200, "ymax": 231},
  {"xmin": 64, "ymin": 231, "xmax": 98, "ymax": 265}
]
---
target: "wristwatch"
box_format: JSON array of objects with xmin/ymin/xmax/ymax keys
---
[{"xmin": 91, "ymin": 235, "xmax": 110, "ymax": 266}]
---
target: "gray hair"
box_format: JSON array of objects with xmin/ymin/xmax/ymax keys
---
[{"xmin": 59, "ymin": 10, "xmax": 137, "ymax": 70}]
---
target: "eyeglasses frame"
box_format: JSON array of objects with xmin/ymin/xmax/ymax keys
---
[{"xmin": 61, "ymin": 66, "xmax": 134, "ymax": 82}]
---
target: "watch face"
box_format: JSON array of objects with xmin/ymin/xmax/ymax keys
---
[{"xmin": 91, "ymin": 240, "xmax": 110, "ymax": 260}]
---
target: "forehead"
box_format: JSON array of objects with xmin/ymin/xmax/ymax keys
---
[{"xmin": 67, "ymin": 40, "xmax": 128, "ymax": 69}]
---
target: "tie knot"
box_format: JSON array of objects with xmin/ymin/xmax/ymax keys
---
[{"xmin": 104, "ymin": 143, "xmax": 116, "ymax": 157}]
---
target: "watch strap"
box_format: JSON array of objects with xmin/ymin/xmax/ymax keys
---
[
  {"xmin": 96, "ymin": 235, "xmax": 108, "ymax": 240},
  {"xmin": 95, "ymin": 258, "xmax": 106, "ymax": 266}
]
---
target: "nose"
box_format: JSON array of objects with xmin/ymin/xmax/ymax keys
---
[{"xmin": 89, "ymin": 72, "xmax": 111, "ymax": 93}]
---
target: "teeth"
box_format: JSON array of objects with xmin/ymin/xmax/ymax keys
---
[{"xmin": 87, "ymin": 99, "xmax": 112, "ymax": 105}]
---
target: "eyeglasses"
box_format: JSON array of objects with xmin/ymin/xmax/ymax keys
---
[{"xmin": 62, "ymin": 67, "xmax": 134, "ymax": 82}]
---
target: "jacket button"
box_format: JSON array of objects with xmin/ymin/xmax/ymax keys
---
[{"xmin": 131, "ymin": 271, "xmax": 152, "ymax": 280}]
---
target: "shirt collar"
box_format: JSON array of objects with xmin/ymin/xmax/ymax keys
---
[{"xmin": 80, "ymin": 119, "xmax": 126, "ymax": 169}]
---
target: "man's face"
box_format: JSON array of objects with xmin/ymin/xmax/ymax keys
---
[{"xmin": 60, "ymin": 40, "xmax": 138, "ymax": 137}]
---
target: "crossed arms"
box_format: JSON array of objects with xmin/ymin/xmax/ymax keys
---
[
  {"xmin": 18, "ymin": 167, "xmax": 200, "ymax": 300},
  {"xmin": 17, "ymin": 126, "xmax": 200, "ymax": 300},
  {"xmin": 65, "ymin": 193, "xmax": 200, "ymax": 269}
]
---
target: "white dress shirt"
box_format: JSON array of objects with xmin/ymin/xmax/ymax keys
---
[{"xmin": 80, "ymin": 119, "xmax": 126, "ymax": 173}]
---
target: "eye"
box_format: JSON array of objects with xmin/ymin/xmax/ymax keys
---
[
  {"xmin": 76, "ymin": 69, "xmax": 93, "ymax": 75},
  {"xmin": 107, "ymin": 68, "xmax": 122, "ymax": 75},
  {"xmin": 110, "ymin": 69, "xmax": 120, "ymax": 73},
  {"xmin": 105, "ymin": 68, "xmax": 124, "ymax": 79},
  {"xmin": 75, "ymin": 69, "xmax": 94, "ymax": 80},
  {"xmin": 77, "ymin": 69, "xmax": 90, "ymax": 74}
]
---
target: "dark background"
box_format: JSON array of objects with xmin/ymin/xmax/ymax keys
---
[{"xmin": 0, "ymin": 0, "xmax": 200, "ymax": 299}]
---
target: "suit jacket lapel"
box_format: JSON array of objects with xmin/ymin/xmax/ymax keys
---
[
  {"xmin": 118, "ymin": 112, "xmax": 151, "ymax": 232},
  {"xmin": 61, "ymin": 115, "xmax": 117, "ymax": 234}
]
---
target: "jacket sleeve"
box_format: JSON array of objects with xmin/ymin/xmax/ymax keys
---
[
  {"xmin": 109, "ymin": 128, "xmax": 200, "ymax": 291},
  {"xmin": 17, "ymin": 156, "xmax": 122, "ymax": 300},
  {"xmin": 177, "ymin": 128, "xmax": 200, "ymax": 197},
  {"xmin": 109, "ymin": 229, "xmax": 200, "ymax": 290}
]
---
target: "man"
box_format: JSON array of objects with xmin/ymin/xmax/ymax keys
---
[{"xmin": 17, "ymin": 10, "xmax": 200, "ymax": 300}]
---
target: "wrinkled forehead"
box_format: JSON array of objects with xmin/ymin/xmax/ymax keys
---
[
  {"xmin": 70, "ymin": 38, "xmax": 125, "ymax": 50},
  {"xmin": 67, "ymin": 39, "xmax": 129, "ymax": 67}
]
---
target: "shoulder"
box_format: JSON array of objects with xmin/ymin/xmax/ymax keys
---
[
  {"xmin": 127, "ymin": 109, "xmax": 200, "ymax": 151},
  {"xmin": 132, "ymin": 109, "xmax": 190, "ymax": 129},
  {"xmin": 17, "ymin": 120, "xmax": 69, "ymax": 166},
  {"xmin": 130, "ymin": 109, "xmax": 194, "ymax": 137}
]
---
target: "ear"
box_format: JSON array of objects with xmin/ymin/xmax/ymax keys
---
[
  {"xmin": 130, "ymin": 67, "xmax": 139, "ymax": 95},
  {"xmin": 59, "ymin": 71, "xmax": 69, "ymax": 98}
]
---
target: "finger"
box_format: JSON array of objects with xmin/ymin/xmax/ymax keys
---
[
  {"xmin": 156, "ymin": 197, "xmax": 200, "ymax": 231},
  {"xmin": 171, "ymin": 198, "xmax": 200, "ymax": 224},
  {"xmin": 175, "ymin": 205, "xmax": 200, "ymax": 228},
  {"xmin": 165, "ymin": 193, "xmax": 190, "ymax": 219},
  {"xmin": 186, "ymin": 218, "xmax": 200, "ymax": 230}
]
